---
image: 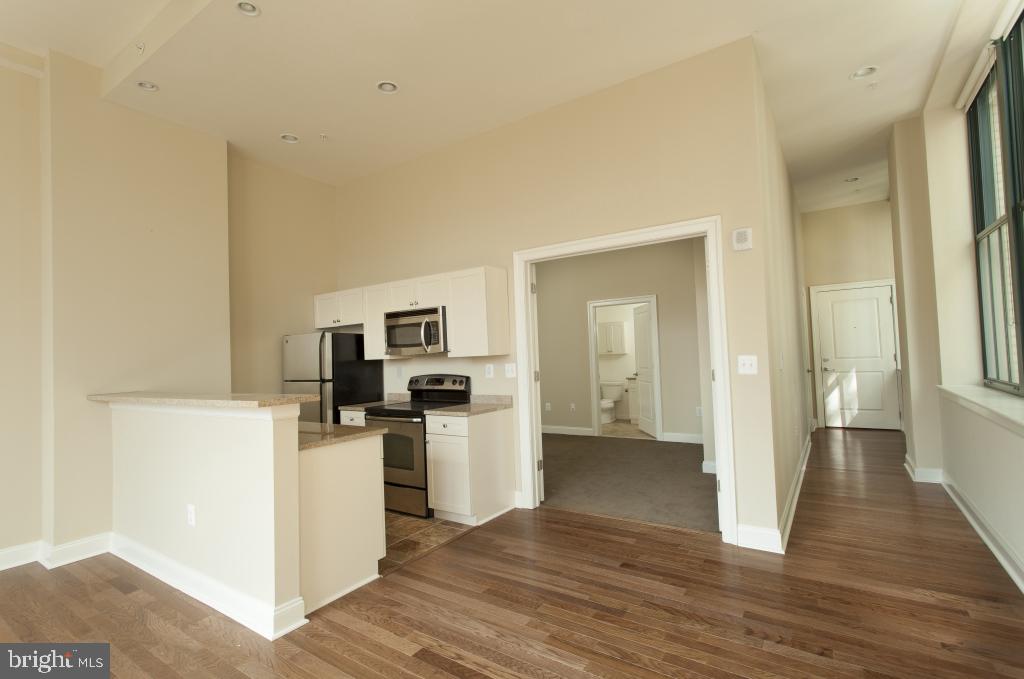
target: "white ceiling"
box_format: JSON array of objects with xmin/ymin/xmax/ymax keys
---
[
  {"xmin": 2, "ymin": 0, "xmax": 987, "ymax": 211},
  {"xmin": 0, "ymin": 0, "xmax": 169, "ymax": 67}
]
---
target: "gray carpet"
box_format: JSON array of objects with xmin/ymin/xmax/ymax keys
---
[{"xmin": 541, "ymin": 434, "xmax": 719, "ymax": 533}]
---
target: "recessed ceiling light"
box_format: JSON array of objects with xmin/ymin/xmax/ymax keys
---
[
  {"xmin": 136, "ymin": 81, "xmax": 159, "ymax": 92},
  {"xmin": 377, "ymin": 81, "xmax": 399, "ymax": 93},
  {"xmin": 844, "ymin": 177, "xmax": 860, "ymax": 183},
  {"xmin": 850, "ymin": 66, "xmax": 878, "ymax": 80},
  {"xmin": 280, "ymin": 133, "xmax": 299, "ymax": 144},
  {"xmin": 237, "ymin": 2, "xmax": 260, "ymax": 17}
]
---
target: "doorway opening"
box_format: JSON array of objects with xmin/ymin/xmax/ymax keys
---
[
  {"xmin": 513, "ymin": 216, "xmax": 737, "ymax": 543},
  {"xmin": 589, "ymin": 297, "xmax": 661, "ymax": 441}
]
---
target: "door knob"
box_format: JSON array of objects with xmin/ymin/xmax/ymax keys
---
[{"xmin": 822, "ymin": 367, "xmax": 835, "ymax": 372}]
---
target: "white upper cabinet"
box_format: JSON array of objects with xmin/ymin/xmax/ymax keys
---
[
  {"xmin": 388, "ymin": 276, "xmax": 451, "ymax": 310},
  {"xmin": 314, "ymin": 266, "xmax": 509, "ymax": 358},
  {"xmin": 314, "ymin": 288, "xmax": 365, "ymax": 328},
  {"xmin": 362, "ymin": 284, "xmax": 389, "ymax": 360},
  {"xmin": 598, "ymin": 321, "xmax": 626, "ymax": 355},
  {"xmin": 447, "ymin": 267, "xmax": 509, "ymax": 358}
]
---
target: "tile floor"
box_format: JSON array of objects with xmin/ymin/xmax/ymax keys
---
[
  {"xmin": 380, "ymin": 511, "xmax": 471, "ymax": 575},
  {"xmin": 600, "ymin": 419, "xmax": 655, "ymax": 439}
]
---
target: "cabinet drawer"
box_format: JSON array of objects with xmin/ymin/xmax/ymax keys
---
[
  {"xmin": 339, "ymin": 411, "xmax": 366, "ymax": 427},
  {"xmin": 426, "ymin": 416, "xmax": 468, "ymax": 436}
]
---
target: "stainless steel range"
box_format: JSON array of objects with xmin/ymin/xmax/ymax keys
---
[{"xmin": 365, "ymin": 374, "xmax": 471, "ymax": 517}]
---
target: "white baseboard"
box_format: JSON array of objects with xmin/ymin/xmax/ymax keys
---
[
  {"xmin": 943, "ymin": 481, "xmax": 1024, "ymax": 595},
  {"xmin": 40, "ymin": 533, "xmax": 112, "ymax": 570},
  {"xmin": 541, "ymin": 425, "xmax": 595, "ymax": 436},
  {"xmin": 110, "ymin": 533, "xmax": 305, "ymax": 640},
  {"xmin": 701, "ymin": 460, "xmax": 716, "ymax": 474},
  {"xmin": 661, "ymin": 432, "xmax": 703, "ymax": 444},
  {"xmin": 304, "ymin": 573, "xmax": 379, "ymax": 615},
  {"xmin": 737, "ymin": 524, "xmax": 784, "ymax": 554},
  {"xmin": 904, "ymin": 456, "xmax": 945, "ymax": 484},
  {"xmin": 779, "ymin": 435, "xmax": 813, "ymax": 552},
  {"xmin": 434, "ymin": 505, "xmax": 512, "ymax": 527},
  {"xmin": 0, "ymin": 540, "xmax": 42, "ymax": 571}
]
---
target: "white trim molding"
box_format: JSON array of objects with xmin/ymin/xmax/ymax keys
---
[
  {"xmin": 661, "ymin": 432, "xmax": 703, "ymax": 444},
  {"xmin": 0, "ymin": 541, "xmax": 43, "ymax": 571},
  {"xmin": 302, "ymin": 574, "xmax": 379, "ymax": 616},
  {"xmin": 514, "ymin": 215, "xmax": 739, "ymax": 546},
  {"xmin": 943, "ymin": 481, "xmax": 1024, "ymax": 594},
  {"xmin": 737, "ymin": 525, "xmax": 784, "ymax": 554},
  {"xmin": 39, "ymin": 533, "xmax": 112, "ymax": 570},
  {"xmin": 540, "ymin": 425, "xmax": 595, "ymax": 436},
  {"xmin": 779, "ymin": 435, "xmax": 813, "ymax": 552},
  {"xmin": 110, "ymin": 533, "xmax": 307, "ymax": 640},
  {"xmin": 904, "ymin": 456, "xmax": 945, "ymax": 484},
  {"xmin": 701, "ymin": 460, "xmax": 717, "ymax": 474}
]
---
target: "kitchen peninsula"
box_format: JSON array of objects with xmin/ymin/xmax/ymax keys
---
[{"xmin": 88, "ymin": 391, "xmax": 387, "ymax": 640}]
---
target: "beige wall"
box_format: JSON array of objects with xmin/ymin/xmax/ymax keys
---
[
  {"xmin": 43, "ymin": 52, "xmax": 232, "ymax": 545},
  {"xmin": 314, "ymin": 38, "xmax": 788, "ymax": 532},
  {"xmin": 0, "ymin": 62, "xmax": 42, "ymax": 549},
  {"xmin": 889, "ymin": 117, "xmax": 944, "ymax": 472},
  {"xmin": 801, "ymin": 201, "xmax": 895, "ymax": 287},
  {"xmin": 922, "ymin": 108, "xmax": 983, "ymax": 386},
  {"xmin": 756, "ymin": 71, "xmax": 810, "ymax": 522},
  {"xmin": 535, "ymin": 240, "xmax": 703, "ymax": 436},
  {"xmin": 227, "ymin": 149, "xmax": 338, "ymax": 392}
]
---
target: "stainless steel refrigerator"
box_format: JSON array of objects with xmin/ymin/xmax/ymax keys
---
[{"xmin": 282, "ymin": 332, "xmax": 383, "ymax": 431}]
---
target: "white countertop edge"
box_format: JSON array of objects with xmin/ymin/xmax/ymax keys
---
[
  {"xmin": 88, "ymin": 392, "xmax": 320, "ymax": 409},
  {"xmin": 938, "ymin": 385, "xmax": 1024, "ymax": 439}
]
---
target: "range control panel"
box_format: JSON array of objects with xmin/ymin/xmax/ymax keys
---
[{"xmin": 407, "ymin": 374, "xmax": 470, "ymax": 392}]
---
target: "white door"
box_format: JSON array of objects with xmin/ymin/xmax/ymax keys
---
[
  {"xmin": 416, "ymin": 276, "xmax": 451, "ymax": 308},
  {"xmin": 814, "ymin": 284, "xmax": 900, "ymax": 429},
  {"xmin": 426, "ymin": 434, "xmax": 471, "ymax": 515},
  {"xmin": 633, "ymin": 303, "xmax": 657, "ymax": 437}
]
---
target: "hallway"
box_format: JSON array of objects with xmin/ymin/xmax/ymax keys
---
[{"xmin": 1, "ymin": 429, "xmax": 1022, "ymax": 677}]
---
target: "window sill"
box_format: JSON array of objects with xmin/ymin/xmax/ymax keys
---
[{"xmin": 938, "ymin": 385, "xmax": 1024, "ymax": 438}]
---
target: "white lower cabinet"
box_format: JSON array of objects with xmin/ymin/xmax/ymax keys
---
[
  {"xmin": 425, "ymin": 410, "xmax": 514, "ymax": 525},
  {"xmin": 426, "ymin": 434, "xmax": 471, "ymax": 515}
]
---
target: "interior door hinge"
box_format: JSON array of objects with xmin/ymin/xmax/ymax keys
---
[
  {"xmin": 537, "ymin": 459, "xmax": 544, "ymax": 471},
  {"xmin": 717, "ymin": 479, "xmax": 721, "ymax": 492},
  {"xmin": 534, "ymin": 370, "xmax": 540, "ymax": 382},
  {"xmin": 530, "ymin": 282, "xmax": 537, "ymax": 294},
  {"xmin": 711, "ymin": 369, "xmax": 716, "ymax": 382}
]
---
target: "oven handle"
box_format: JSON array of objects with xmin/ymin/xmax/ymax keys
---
[{"xmin": 366, "ymin": 415, "xmax": 423, "ymax": 424}]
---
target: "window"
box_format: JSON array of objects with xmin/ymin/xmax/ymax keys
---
[{"xmin": 967, "ymin": 21, "xmax": 1024, "ymax": 395}]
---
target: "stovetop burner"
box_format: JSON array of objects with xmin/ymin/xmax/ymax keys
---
[{"xmin": 363, "ymin": 374, "xmax": 471, "ymax": 419}]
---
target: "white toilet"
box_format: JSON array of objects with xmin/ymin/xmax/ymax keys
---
[{"xmin": 599, "ymin": 381, "xmax": 625, "ymax": 424}]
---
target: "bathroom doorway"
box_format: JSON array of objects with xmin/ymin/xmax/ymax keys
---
[{"xmin": 587, "ymin": 296, "xmax": 662, "ymax": 440}]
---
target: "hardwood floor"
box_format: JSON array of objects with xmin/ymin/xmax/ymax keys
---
[{"xmin": 2, "ymin": 428, "xmax": 1022, "ymax": 677}]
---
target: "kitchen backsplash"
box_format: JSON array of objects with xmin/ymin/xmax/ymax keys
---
[{"xmin": 383, "ymin": 356, "xmax": 517, "ymax": 397}]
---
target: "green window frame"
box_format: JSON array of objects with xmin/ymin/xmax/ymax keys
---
[{"xmin": 967, "ymin": 20, "xmax": 1024, "ymax": 395}]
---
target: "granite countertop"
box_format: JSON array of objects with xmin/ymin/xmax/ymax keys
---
[
  {"xmin": 340, "ymin": 396, "xmax": 512, "ymax": 418},
  {"xmin": 88, "ymin": 391, "xmax": 320, "ymax": 409},
  {"xmin": 298, "ymin": 425, "xmax": 388, "ymax": 451},
  {"xmin": 422, "ymin": 403, "xmax": 512, "ymax": 417}
]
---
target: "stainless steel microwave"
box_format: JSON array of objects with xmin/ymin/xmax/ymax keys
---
[{"xmin": 384, "ymin": 307, "xmax": 448, "ymax": 356}]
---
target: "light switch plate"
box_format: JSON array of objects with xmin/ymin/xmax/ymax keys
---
[
  {"xmin": 484, "ymin": 364, "xmax": 494, "ymax": 378},
  {"xmin": 504, "ymin": 363, "xmax": 516, "ymax": 378},
  {"xmin": 737, "ymin": 355, "xmax": 758, "ymax": 375}
]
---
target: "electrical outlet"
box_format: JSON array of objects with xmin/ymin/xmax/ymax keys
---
[
  {"xmin": 696, "ymin": 406, "xmax": 703, "ymax": 417},
  {"xmin": 504, "ymin": 363, "xmax": 516, "ymax": 378},
  {"xmin": 545, "ymin": 402, "xmax": 552, "ymax": 412},
  {"xmin": 395, "ymin": 365, "xmax": 404, "ymax": 379},
  {"xmin": 484, "ymin": 364, "xmax": 495, "ymax": 378},
  {"xmin": 737, "ymin": 355, "xmax": 758, "ymax": 375},
  {"xmin": 569, "ymin": 403, "xmax": 576, "ymax": 412},
  {"xmin": 186, "ymin": 504, "xmax": 196, "ymax": 527}
]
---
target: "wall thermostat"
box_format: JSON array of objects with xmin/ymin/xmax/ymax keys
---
[{"xmin": 732, "ymin": 228, "xmax": 753, "ymax": 251}]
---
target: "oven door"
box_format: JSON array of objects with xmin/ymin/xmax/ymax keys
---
[
  {"xmin": 384, "ymin": 308, "xmax": 447, "ymax": 356},
  {"xmin": 366, "ymin": 416, "xmax": 426, "ymax": 488}
]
